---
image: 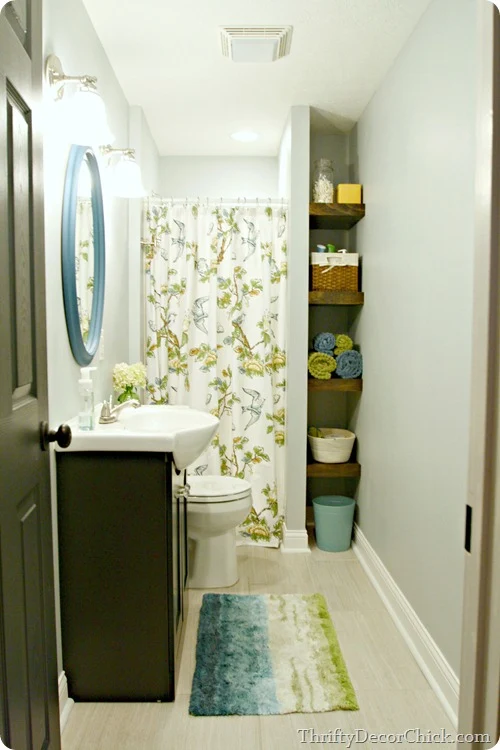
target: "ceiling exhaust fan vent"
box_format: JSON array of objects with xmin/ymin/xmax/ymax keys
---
[{"xmin": 220, "ymin": 26, "xmax": 293, "ymax": 63}]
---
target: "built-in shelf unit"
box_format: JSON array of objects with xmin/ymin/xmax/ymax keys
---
[
  {"xmin": 309, "ymin": 202, "xmax": 365, "ymax": 230},
  {"xmin": 307, "ymin": 198, "xmax": 365, "ymax": 505}
]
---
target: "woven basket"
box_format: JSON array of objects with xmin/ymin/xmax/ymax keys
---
[
  {"xmin": 308, "ymin": 428, "xmax": 356, "ymax": 463},
  {"xmin": 311, "ymin": 264, "xmax": 358, "ymax": 292}
]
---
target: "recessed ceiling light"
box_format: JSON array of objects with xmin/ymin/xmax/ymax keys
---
[{"xmin": 231, "ymin": 130, "xmax": 259, "ymax": 143}]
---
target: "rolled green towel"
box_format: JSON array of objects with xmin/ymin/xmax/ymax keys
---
[
  {"xmin": 308, "ymin": 426, "xmax": 323, "ymax": 438},
  {"xmin": 309, "ymin": 427, "xmax": 329, "ymax": 439},
  {"xmin": 334, "ymin": 333, "xmax": 354, "ymax": 356},
  {"xmin": 308, "ymin": 352, "xmax": 337, "ymax": 380}
]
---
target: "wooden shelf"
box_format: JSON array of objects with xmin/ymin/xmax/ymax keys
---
[
  {"xmin": 308, "ymin": 378, "xmax": 362, "ymax": 393},
  {"xmin": 309, "ymin": 203, "xmax": 365, "ymax": 230},
  {"xmin": 307, "ymin": 460, "xmax": 361, "ymax": 478},
  {"xmin": 309, "ymin": 290, "xmax": 364, "ymax": 306}
]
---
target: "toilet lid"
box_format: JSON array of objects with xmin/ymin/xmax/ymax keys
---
[{"xmin": 187, "ymin": 475, "xmax": 252, "ymax": 504}]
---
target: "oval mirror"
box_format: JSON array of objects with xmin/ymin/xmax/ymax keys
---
[{"xmin": 62, "ymin": 145, "xmax": 105, "ymax": 366}]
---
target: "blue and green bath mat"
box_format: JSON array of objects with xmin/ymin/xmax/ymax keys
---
[{"xmin": 189, "ymin": 593, "xmax": 358, "ymax": 716}]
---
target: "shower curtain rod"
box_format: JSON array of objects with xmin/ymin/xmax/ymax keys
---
[{"xmin": 147, "ymin": 196, "xmax": 288, "ymax": 207}]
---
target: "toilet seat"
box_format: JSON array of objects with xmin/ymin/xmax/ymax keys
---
[{"xmin": 187, "ymin": 475, "xmax": 251, "ymax": 504}]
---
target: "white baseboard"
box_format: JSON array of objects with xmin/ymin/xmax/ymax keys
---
[
  {"xmin": 58, "ymin": 671, "xmax": 74, "ymax": 732},
  {"xmin": 352, "ymin": 524, "xmax": 459, "ymax": 727},
  {"xmin": 281, "ymin": 524, "xmax": 311, "ymax": 553}
]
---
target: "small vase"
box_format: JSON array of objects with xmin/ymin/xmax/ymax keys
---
[{"xmin": 117, "ymin": 386, "xmax": 139, "ymax": 404}]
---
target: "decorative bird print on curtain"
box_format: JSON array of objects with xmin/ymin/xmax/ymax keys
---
[
  {"xmin": 172, "ymin": 219, "xmax": 186, "ymax": 261},
  {"xmin": 242, "ymin": 218, "xmax": 258, "ymax": 261},
  {"xmin": 242, "ymin": 388, "xmax": 266, "ymax": 430},
  {"xmin": 192, "ymin": 296, "xmax": 210, "ymax": 334}
]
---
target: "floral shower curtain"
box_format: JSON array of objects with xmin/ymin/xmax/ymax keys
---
[{"xmin": 142, "ymin": 199, "xmax": 288, "ymax": 546}]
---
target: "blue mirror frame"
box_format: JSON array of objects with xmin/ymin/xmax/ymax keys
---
[{"xmin": 62, "ymin": 145, "xmax": 105, "ymax": 366}]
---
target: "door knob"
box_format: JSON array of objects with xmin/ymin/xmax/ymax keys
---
[{"xmin": 40, "ymin": 422, "xmax": 72, "ymax": 451}]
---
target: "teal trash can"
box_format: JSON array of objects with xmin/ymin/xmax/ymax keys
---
[{"xmin": 313, "ymin": 495, "xmax": 356, "ymax": 552}]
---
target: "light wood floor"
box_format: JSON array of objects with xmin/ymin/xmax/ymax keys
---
[{"xmin": 61, "ymin": 535, "xmax": 454, "ymax": 749}]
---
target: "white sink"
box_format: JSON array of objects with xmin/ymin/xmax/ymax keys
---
[{"xmin": 56, "ymin": 404, "xmax": 219, "ymax": 470}]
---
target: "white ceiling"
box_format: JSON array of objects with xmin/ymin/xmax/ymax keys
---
[{"xmin": 82, "ymin": 0, "xmax": 431, "ymax": 157}]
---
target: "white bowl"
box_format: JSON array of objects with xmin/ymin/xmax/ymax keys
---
[{"xmin": 308, "ymin": 428, "xmax": 356, "ymax": 463}]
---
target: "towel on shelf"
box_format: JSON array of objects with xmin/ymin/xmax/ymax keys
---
[
  {"xmin": 313, "ymin": 332, "xmax": 336, "ymax": 353},
  {"xmin": 308, "ymin": 427, "xmax": 324, "ymax": 438},
  {"xmin": 308, "ymin": 352, "xmax": 337, "ymax": 380},
  {"xmin": 334, "ymin": 334, "xmax": 354, "ymax": 356},
  {"xmin": 336, "ymin": 350, "xmax": 363, "ymax": 379}
]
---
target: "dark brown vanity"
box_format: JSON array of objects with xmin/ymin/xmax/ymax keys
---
[{"xmin": 56, "ymin": 451, "xmax": 188, "ymax": 701}]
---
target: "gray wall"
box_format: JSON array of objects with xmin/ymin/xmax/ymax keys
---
[
  {"xmin": 350, "ymin": 0, "xmax": 476, "ymax": 674},
  {"xmin": 279, "ymin": 107, "xmax": 310, "ymax": 538},
  {"xmin": 160, "ymin": 156, "xmax": 278, "ymax": 198},
  {"xmin": 132, "ymin": 106, "xmax": 161, "ymax": 196},
  {"xmin": 43, "ymin": 0, "xmax": 160, "ymax": 673},
  {"xmin": 129, "ymin": 107, "xmax": 161, "ymax": 362},
  {"xmin": 44, "ymin": 0, "xmax": 130, "ymax": 425}
]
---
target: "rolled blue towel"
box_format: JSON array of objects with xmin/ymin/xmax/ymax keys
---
[
  {"xmin": 313, "ymin": 332, "xmax": 336, "ymax": 353},
  {"xmin": 336, "ymin": 350, "xmax": 363, "ymax": 379}
]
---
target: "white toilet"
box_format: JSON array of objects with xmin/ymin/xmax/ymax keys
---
[{"xmin": 186, "ymin": 475, "xmax": 252, "ymax": 588}]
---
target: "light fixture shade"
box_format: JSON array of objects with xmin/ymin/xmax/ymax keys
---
[
  {"xmin": 0, "ymin": 1, "xmax": 11, "ymax": 11},
  {"xmin": 109, "ymin": 156, "xmax": 145, "ymax": 198},
  {"xmin": 59, "ymin": 87, "xmax": 115, "ymax": 146}
]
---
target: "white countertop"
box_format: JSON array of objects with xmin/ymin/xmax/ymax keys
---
[{"xmin": 55, "ymin": 404, "xmax": 219, "ymax": 471}]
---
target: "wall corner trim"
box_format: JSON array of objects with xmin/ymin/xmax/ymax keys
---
[
  {"xmin": 352, "ymin": 524, "xmax": 460, "ymax": 727},
  {"xmin": 281, "ymin": 524, "xmax": 311, "ymax": 553},
  {"xmin": 58, "ymin": 670, "xmax": 74, "ymax": 732}
]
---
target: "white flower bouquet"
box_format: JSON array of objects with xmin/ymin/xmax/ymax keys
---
[{"xmin": 112, "ymin": 361, "xmax": 147, "ymax": 403}]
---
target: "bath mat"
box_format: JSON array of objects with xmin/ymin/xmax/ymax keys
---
[{"xmin": 189, "ymin": 593, "xmax": 358, "ymax": 716}]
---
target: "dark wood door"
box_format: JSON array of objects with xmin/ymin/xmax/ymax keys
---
[{"xmin": 0, "ymin": 1, "xmax": 61, "ymax": 748}]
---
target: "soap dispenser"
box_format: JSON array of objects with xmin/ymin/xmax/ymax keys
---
[{"xmin": 78, "ymin": 367, "xmax": 97, "ymax": 431}]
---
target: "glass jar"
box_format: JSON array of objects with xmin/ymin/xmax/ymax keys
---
[{"xmin": 313, "ymin": 159, "xmax": 334, "ymax": 203}]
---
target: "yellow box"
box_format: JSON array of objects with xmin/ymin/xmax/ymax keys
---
[{"xmin": 336, "ymin": 184, "xmax": 363, "ymax": 204}]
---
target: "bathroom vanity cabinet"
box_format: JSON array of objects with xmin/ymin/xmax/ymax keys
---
[{"xmin": 56, "ymin": 451, "xmax": 188, "ymax": 701}]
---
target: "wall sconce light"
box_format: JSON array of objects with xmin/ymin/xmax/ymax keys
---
[
  {"xmin": 100, "ymin": 145, "xmax": 146, "ymax": 198},
  {"xmin": 45, "ymin": 54, "xmax": 115, "ymax": 146}
]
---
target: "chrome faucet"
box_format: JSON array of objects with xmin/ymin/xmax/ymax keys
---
[{"xmin": 99, "ymin": 395, "xmax": 140, "ymax": 424}]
